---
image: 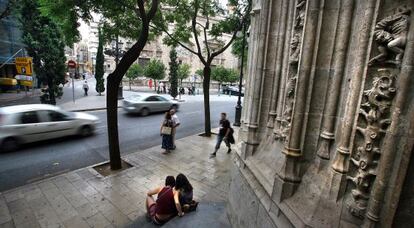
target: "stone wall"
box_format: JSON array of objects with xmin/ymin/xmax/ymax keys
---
[{"xmin": 229, "ymin": 0, "xmax": 414, "ymax": 227}]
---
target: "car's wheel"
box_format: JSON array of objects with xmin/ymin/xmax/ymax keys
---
[
  {"xmin": 79, "ymin": 125, "xmax": 93, "ymax": 137},
  {"xmin": 140, "ymin": 108, "xmax": 150, "ymax": 116},
  {"xmin": 1, "ymin": 137, "xmax": 19, "ymax": 152}
]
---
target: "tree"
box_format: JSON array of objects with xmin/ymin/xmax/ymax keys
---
[
  {"xmin": 126, "ymin": 64, "xmax": 143, "ymax": 90},
  {"xmin": 178, "ymin": 63, "xmax": 191, "ymax": 85},
  {"xmin": 41, "ymin": 0, "xmax": 160, "ymax": 170},
  {"xmin": 158, "ymin": 0, "xmax": 251, "ymax": 136},
  {"xmin": 144, "ymin": 59, "xmax": 166, "ymax": 88},
  {"xmin": 95, "ymin": 28, "xmax": 105, "ymax": 95},
  {"xmin": 211, "ymin": 66, "xmax": 239, "ymax": 84},
  {"xmin": 20, "ymin": 0, "xmax": 66, "ymax": 105},
  {"xmin": 169, "ymin": 48, "xmax": 178, "ymax": 99}
]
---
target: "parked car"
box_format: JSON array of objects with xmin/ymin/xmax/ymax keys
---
[
  {"xmin": 123, "ymin": 94, "xmax": 179, "ymax": 116},
  {"xmin": 0, "ymin": 104, "xmax": 99, "ymax": 152},
  {"xmin": 226, "ymin": 86, "xmax": 244, "ymax": 96}
]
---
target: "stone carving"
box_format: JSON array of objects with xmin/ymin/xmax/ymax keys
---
[
  {"xmin": 369, "ymin": 9, "xmax": 410, "ymax": 66},
  {"xmin": 347, "ymin": 69, "xmax": 397, "ymax": 218},
  {"xmin": 276, "ymin": 0, "xmax": 306, "ymax": 142}
]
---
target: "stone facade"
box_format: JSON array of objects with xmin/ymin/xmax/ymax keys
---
[{"xmin": 228, "ymin": 0, "xmax": 414, "ymax": 227}]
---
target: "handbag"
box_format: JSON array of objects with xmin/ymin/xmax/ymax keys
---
[{"xmin": 161, "ymin": 126, "xmax": 172, "ymax": 135}]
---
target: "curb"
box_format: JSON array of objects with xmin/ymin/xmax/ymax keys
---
[{"xmin": 68, "ymin": 106, "xmax": 122, "ymax": 112}]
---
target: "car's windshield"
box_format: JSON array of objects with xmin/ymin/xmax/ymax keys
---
[{"xmin": 127, "ymin": 95, "xmax": 142, "ymax": 101}]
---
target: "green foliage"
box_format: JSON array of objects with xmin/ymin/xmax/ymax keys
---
[
  {"xmin": 20, "ymin": 0, "xmax": 66, "ymax": 105},
  {"xmin": 231, "ymin": 29, "xmax": 249, "ymax": 61},
  {"xmin": 169, "ymin": 48, "xmax": 178, "ymax": 98},
  {"xmin": 178, "ymin": 64, "xmax": 191, "ymax": 82},
  {"xmin": 126, "ymin": 64, "xmax": 143, "ymax": 90},
  {"xmin": 95, "ymin": 28, "xmax": 105, "ymax": 95},
  {"xmin": 211, "ymin": 66, "xmax": 239, "ymax": 83},
  {"xmin": 144, "ymin": 59, "xmax": 166, "ymax": 81},
  {"xmin": 195, "ymin": 69, "xmax": 204, "ymax": 77},
  {"xmin": 126, "ymin": 64, "xmax": 143, "ymax": 80},
  {"xmin": 39, "ymin": 0, "xmax": 161, "ymax": 46},
  {"xmin": 38, "ymin": 0, "xmax": 92, "ymax": 46}
]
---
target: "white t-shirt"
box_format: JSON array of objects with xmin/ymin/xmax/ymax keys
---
[
  {"xmin": 83, "ymin": 83, "xmax": 89, "ymax": 90},
  {"xmin": 172, "ymin": 114, "xmax": 180, "ymax": 126}
]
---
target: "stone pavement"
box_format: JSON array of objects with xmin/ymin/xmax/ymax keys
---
[{"xmin": 0, "ymin": 131, "xmax": 236, "ymax": 228}]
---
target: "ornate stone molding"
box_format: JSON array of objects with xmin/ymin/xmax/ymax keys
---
[
  {"xmin": 347, "ymin": 69, "xmax": 397, "ymax": 218},
  {"xmin": 346, "ymin": 8, "xmax": 411, "ymax": 220}
]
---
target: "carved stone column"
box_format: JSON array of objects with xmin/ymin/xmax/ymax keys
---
[
  {"xmin": 331, "ymin": 0, "xmax": 380, "ymax": 174},
  {"xmin": 267, "ymin": 0, "xmax": 289, "ymax": 129},
  {"xmin": 240, "ymin": 1, "xmax": 271, "ymax": 158},
  {"xmin": 273, "ymin": 0, "xmax": 295, "ymax": 138},
  {"xmin": 277, "ymin": 0, "xmax": 320, "ymax": 183},
  {"xmin": 316, "ymin": 0, "xmax": 354, "ymax": 160},
  {"xmin": 361, "ymin": 9, "xmax": 413, "ymax": 228}
]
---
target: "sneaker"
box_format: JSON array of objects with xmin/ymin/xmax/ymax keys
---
[
  {"xmin": 227, "ymin": 148, "xmax": 232, "ymax": 154},
  {"xmin": 209, "ymin": 153, "xmax": 216, "ymax": 158}
]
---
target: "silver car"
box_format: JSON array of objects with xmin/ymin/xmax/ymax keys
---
[
  {"xmin": 123, "ymin": 94, "xmax": 179, "ymax": 116},
  {"xmin": 0, "ymin": 104, "xmax": 99, "ymax": 152}
]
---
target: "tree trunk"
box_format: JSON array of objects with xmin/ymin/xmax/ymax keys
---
[
  {"xmin": 47, "ymin": 77, "xmax": 56, "ymax": 105},
  {"xmin": 106, "ymin": 14, "xmax": 154, "ymax": 170},
  {"xmin": 106, "ymin": 78, "xmax": 122, "ymax": 169},
  {"xmin": 203, "ymin": 65, "xmax": 211, "ymax": 136},
  {"xmin": 129, "ymin": 79, "xmax": 132, "ymax": 90}
]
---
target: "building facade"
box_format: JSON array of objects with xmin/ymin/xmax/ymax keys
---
[
  {"xmin": 0, "ymin": 0, "xmax": 25, "ymax": 79},
  {"xmin": 79, "ymin": 14, "xmax": 239, "ymax": 80},
  {"xmin": 229, "ymin": 0, "xmax": 414, "ymax": 227}
]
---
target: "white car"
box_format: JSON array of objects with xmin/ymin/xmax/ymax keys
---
[
  {"xmin": 123, "ymin": 94, "xmax": 179, "ymax": 116},
  {"xmin": 0, "ymin": 104, "xmax": 99, "ymax": 152}
]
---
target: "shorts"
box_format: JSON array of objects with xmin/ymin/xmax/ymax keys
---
[{"xmin": 148, "ymin": 204, "xmax": 168, "ymax": 225}]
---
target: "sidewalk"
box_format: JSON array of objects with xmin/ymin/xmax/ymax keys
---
[
  {"xmin": 0, "ymin": 90, "xmax": 41, "ymax": 107},
  {"xmin": 0, "ymin": 130, "xmax": 237, "ymax": 228}
]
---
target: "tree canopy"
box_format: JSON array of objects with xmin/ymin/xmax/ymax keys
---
[
  {"xmin": 144, "ymin": 59, "xmax": 166, "ymax": 82},
  {"xmin": 126, "ymin": 63, "xmax": 143, "ymax": 80},
  {"xmin": 178, "ymin": 63, "xmax": 191, "ymax": 82},
  {"xmin": 211, "ymin": 66, "xmax": 239, "ymax": 84},
  {"xmin": 20, "ymin": 0, "xmax": 66, "ymax": 105},
  {"xmin": 156, "ymin": 0, "xmax": 251, "ymax": 136}
]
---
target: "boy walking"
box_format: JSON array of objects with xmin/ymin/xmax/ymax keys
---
[
  {"xmin": 83, "ymin": 80, "xmax": 89, "ymax": 96},
  {"xmin": 210, "ymin": 112, "xmax": 233, "ymax": 158}
]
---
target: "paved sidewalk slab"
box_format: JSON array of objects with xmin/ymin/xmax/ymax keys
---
[{"xmin": 0, "ymin": 131, "xmax": 236, "ymax": 228}]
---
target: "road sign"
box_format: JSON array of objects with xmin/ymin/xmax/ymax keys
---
[
  {"xmin": 68, "ymin": 60, "xmax": 76, "ymax": 73},
  {"xmin": 15, "ymin": 57, "xmax": 33, "ymax": 76}
]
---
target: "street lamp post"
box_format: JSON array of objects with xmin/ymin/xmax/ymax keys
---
[
  {"xmin": 105, "ymin": 35, "xmax": 124, "ymax": 99},
  {"xmin": 234, "ymin": 22, "xmax": 247, "ymax": 127}
]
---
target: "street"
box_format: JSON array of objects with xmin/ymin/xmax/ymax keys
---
[{"xmin": 0, "ymin": 97, "xmax": 237, "ymax": 191}]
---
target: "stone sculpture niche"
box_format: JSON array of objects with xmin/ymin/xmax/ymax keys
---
[
  {"xmin": 277, "ymin": 0, "xmax": 306, "ymax": 142},
  {"xmin": 347, "ymin": 8, "xmax": 410, "ymax": 219}
]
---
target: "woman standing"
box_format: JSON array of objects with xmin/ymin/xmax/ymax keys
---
[{"xmin": 160, "ymin": 112, "xmax": 174, "ymax": 154}]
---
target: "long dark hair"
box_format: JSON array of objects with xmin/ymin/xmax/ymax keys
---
[
  {"xmin": 175, "ymin": 173, "xmax": 193, "ymax": 192},
  {"xmin": 165, "ymin": 112, "xmax": 172, "ymax": 120}
]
